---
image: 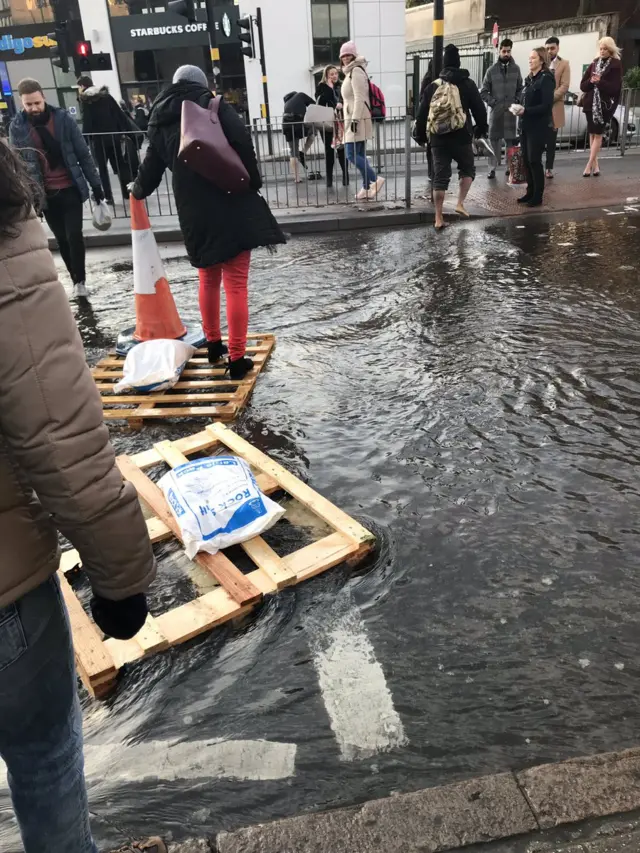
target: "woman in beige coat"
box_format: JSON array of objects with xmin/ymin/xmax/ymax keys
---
[
  {"xmin": 340, "ymin": 41, "xmax": 385, "ymax": 200},
  {"xmin": 0, "ymin": 140, "xmax": 164, "ymax": 853}
]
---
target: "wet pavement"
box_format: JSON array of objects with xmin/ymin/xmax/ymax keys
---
[{"xmin": 2, "ymin": 211, "xmax": 640, "ymax": 851}]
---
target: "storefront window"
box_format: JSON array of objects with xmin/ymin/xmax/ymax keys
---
[{"xmin": 311, "ymin": 0, "xmax": 349, "ymax": 68}]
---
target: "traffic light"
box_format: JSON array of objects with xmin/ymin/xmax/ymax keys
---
[
  {"xmin": 75, "ymin": 40, "xmax": 92, "ymax": 72},
  {"xmin": 167, "ymin": 0, "xmax": 197, "ymax": 22},
  {"xmin": 238, "ymin": 15, "xmax": 254, "ymax": 59},
  {"xmin": 48, "ymin": 23, "xmax": 70, "ymax": 74}
]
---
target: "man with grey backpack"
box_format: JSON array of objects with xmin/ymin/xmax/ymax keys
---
[{"xmin": 414, "ymin": 44, "xmax": 488, "ymax": 231}]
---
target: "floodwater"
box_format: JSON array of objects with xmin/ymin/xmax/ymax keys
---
[{"xmin": 2, "ymin": 212, "xmax": 640, "ymax": 850}]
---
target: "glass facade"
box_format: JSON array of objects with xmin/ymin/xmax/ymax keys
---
[
  {"xmin": 0, "ymin": 0, "xmax": 54, "ymax": 28},
  {"xmin": 311, "ymin": 0, "xmax": 349, "ymax": 68}
]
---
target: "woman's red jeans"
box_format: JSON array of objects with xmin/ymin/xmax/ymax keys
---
[{"xmin": 198, "ymin": 250, "xmax": 250, "ymax": 362}]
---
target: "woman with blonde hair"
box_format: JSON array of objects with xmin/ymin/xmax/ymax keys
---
[
  {"xmin": 315, "ymin": 64, "xmax": 348, "ymax": 187},
  {"xmin": 512, "ymin": 47, "xmax": 555, "ymax": 206},
  {"xmin": 580, "ymin": 36, "xmax": 623, "ymax": 176}
]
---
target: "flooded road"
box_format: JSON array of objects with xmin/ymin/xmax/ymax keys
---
[{"xmin": 3, "ymin": 212, "xmax": 640, "ymax": 850}]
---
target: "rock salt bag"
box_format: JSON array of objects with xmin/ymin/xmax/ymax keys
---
[
  {"xmin": 113, "ymin": 339, "xmax": 195, "ymax": 394},
  {"xmin": 159, "ymin": 456, "xmax": 285, "ymax": 558}
]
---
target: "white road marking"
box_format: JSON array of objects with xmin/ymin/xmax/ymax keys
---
[
  {"xmin": 0, "ymin": 739, "xmax": 296, "ymax": 788},
  {"xmin": 307, "ymin": 599, "xmax": 407, "ymax": 762}
]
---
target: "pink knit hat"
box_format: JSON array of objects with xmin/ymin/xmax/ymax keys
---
[{"xmin": 340, "ymin": 40, "xmax": 358, "ymax": 59}]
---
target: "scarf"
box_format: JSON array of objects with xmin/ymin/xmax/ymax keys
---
[
  {"xmin": 592, "ymin": 57, "xmax": 611, "ymax": 125},
  {"xmin": 28, "ymin": 107, "xmax": 64, "ymax": 170}
]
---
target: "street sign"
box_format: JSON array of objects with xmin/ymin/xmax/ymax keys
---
[{"xmin": 492, "ymin": 22, "xmax": 499, "ymax": 48}]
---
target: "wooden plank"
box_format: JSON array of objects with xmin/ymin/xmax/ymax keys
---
[
  {"xmin": 103, "ymin": 405, "xmax": 238, "ymax": 421},
  {"xmin": 57, "ymin": 572, "xmax": 117, "ymax": 691},
  {"xmin": 154, "ymin": 587, "xmax": 250, "ymax": 646},
  {"xmin": 134, "ymin": 614, "xmax": 169, "ymax": 655},
  {"xmin": 132, "ymin": 429, "xmax": 217, "ymax": 469},
  {"xmin": 281, "ymin": 532, "xmax": 360, "ymax": 582},
  {"xmin": 96, "ymin": 380, "xmax": 242, "ymax": 392},
  {"xmin": 117, "ymin": 455, "xmax": 262, "ymax": 607},
  {"xmin": 102, "ymin": 392, "xmax": 239, "ymax": 404},
  {"xmin": 153, "ymin": 439, "xmax": 190, "ymax": 468},
  {"xmin": 241, "ymin": 537, "xmax": 297, "ymax": 590},
  {"xmin": 207, "ymin": 424, "xmax": 377, "ymax": 548},
  {"xmin": 147, "ymin": 516, "xmax": 172, "ymax": 543}
]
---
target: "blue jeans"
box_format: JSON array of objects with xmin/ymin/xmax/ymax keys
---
[
  {"xmin": 0, "ymin": 577, "xmax": 97, "ymax": 853},
  {"xmin": 345, "ymin": 141, "xmax": 377, "ymax": 190}
]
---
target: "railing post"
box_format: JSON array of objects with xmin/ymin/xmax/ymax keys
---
[
  {"xmin": 620, "ymin": 88, "xmax": 629, "ymax": 156},
  {"xmin": 404, "ymin": 114, "xmax": 412, "ymax": 209}
]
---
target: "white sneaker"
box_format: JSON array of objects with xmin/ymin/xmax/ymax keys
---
[
  {"xmin": 73, "ymin": 282, "xmax": 88, "ymax": 299},
  {"xmin": 368, "ymin": 177, "xmax": 385, "ymax": 199},
  {"xmin": 356, "ymin": 187, "xmax": 369, "ymax": 201}
]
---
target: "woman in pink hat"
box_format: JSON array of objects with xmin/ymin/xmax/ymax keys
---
[{"xmin": 339, "ymin": 41, "xmax": 385, "ymax": 200}]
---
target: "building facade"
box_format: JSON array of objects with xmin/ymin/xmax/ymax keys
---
[
  {"xmin": 72, "ymin": 0, "xmax": 405, "ymax": 121},
  {"xmin": 0, "ymin": 0, "xmax": 83, "ymax": 119}
]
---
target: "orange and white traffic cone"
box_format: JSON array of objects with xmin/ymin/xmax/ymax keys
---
[{"xmin": 116, "ymin": 197, "xmax": 204, "ymax": 355}]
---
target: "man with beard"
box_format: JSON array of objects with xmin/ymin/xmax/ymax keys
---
[
  {"xmin": 9, "ymin": 78, "xmax": 104, "ymax": 299},
  {"xmin": 481, "ymin": 39, "xmax": 523, "ymax": 179}
]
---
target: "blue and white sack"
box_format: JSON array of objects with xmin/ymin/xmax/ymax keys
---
[
  {"xmin": 159, "ymin": 456, "xmax": 285, "ymax": 558},
  {"xmin": 114, "ymin": 339, "xmax": 195, "ymax": 394}
]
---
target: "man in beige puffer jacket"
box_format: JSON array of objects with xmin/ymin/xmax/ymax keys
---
[{"xmin": 0, "ymin": 138, "xmax": 164, "ymax": 853}]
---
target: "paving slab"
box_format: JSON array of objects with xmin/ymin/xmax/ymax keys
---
[
  {"xmin": 216, "ymin": 771, "xmax": 537, "ymax": 853},
  {"xmin": 517, "ymin": 748, "xmax": 640, "ymax": 830}
]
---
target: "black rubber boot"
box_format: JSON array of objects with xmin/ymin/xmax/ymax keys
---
[
  {"xmin": 228, "ymin": 356, "xmax": 254, "ymax": 380},
  {"xmin": 207, "ymin": 340, "xmax": 228, "ymax": 363}
]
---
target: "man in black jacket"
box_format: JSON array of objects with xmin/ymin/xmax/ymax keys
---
[
  {"xmin": 78, "ymin": 76, "xmax": 139, "ymax": 203},
  {"xmin": 415, "ymin": 45, "xmax": 488, "ymax": 230}
]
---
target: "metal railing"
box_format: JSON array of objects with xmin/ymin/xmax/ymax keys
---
[{"xmin": 77, "ymin": 90, "xmax": 640, "ymax": 219}]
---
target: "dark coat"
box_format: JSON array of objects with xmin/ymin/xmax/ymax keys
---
[
  {"xmin": 9, "ymin": 106, "xmax": 101, "ymax": 205},
  {"xmin": 520, "ymin": 70, "xmax": 555, "ymax": 136},
  {"xmin": 283, "ymin": 91, "xmax": 314, "ymax": 118},
  {"xmin": 133, "ymin": 81, "xmax": 285, "ymax": 269},
  {"xmin": 415, "ymin": 66, "xmax": 488, "ymax": 147},
  {"xmin": 79, "ymin": 85, "xmax": 135, "ymax": 138},
  {"xmin": 315, "ymin": 81, "xmax": 341, "ymax": 109},
  {"xmin": 580, "ymin": 57, "xmax": 623, "ymax": 120},
  {"xmin": 481, "ymin": 58, "xmax": 523, "ymax": 139}
]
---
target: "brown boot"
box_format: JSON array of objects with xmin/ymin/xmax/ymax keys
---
[{"xmin": 111, "ymin": 839, "xmax": 167, "ymax": 853}]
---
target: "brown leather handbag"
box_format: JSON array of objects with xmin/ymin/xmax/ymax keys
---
[{"xmin": 179, "ymin": 96, "xmax": 251, "ymax": 194}]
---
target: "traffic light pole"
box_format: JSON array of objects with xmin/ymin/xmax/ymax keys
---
[
  {"xmin": 255, "ymin": 7, "xmax": 272, "ymax": 155},
  {"xmin": 433, "ymin": 0, "xmax": 444, "ymax": 79}
]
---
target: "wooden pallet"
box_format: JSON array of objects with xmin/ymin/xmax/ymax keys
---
[
  {"xmin": 92, "ymin": 333, "xmax": 275, "ymax": 428},
  {"xmin": 58, "ymin": 423, "xmax": 376, "ymax": 698}
]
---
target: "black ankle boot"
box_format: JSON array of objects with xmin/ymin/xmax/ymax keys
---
[
  {"xmin": 228, "ymin": 356, "xmax": 254, "ymax": 380},
  {"xmin": 517, "ymin": 194, "xmax": 532, "ymax": 204},
  {"xmin": 207, "ymin": 340, "xmax": 228, "ymax": 363}
]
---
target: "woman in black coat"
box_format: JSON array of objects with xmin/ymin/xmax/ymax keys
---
[
  {"xmin": 132, "ymin": 65, "xmax": 285, "ymax": 379},
  {"xmin": 315, "ymin": 65, "xmax": 347, "ymax": 187},
  {"xmin": 513, "ymin": 48, "xmax": 555, "ymax": 207}
]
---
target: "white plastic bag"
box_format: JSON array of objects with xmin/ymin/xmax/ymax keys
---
[
  {"xmin": 92, "ymin": 200, "xmax": 113, "ymax": 232},
  {"xmin": 159, "ymin": 456, "xmax": 285, "ymax": 558},
  {"xmin": 114, "ymin": 339, "xmax": 195, "ymax": 394}
]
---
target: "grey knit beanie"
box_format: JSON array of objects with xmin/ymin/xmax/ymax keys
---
[{"xmin": 173, "ymin": 65, "xmax": 208, "ymax": 86}]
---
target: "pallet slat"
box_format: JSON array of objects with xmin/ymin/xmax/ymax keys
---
[{"xmin": 207, "ymin": 424, "xmax": 376, "ymax": 548}]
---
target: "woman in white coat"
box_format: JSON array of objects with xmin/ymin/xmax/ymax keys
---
[{"xmin": 339, "ymin": 41, "xmax": 385, "ymax": 200}]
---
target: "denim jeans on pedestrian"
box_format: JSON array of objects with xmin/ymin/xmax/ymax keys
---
[
  {"xmin": 345, "ymin": 141, "xmax": 377, "ymax": 190},
  {"xmin": 0, "ymin": 576, "xmax": 98, "ymax": 853}
]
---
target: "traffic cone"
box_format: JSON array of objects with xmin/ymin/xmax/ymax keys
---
[{"xmin": 116, "ymin": 197, "xmax": 205, "ymax": 356}]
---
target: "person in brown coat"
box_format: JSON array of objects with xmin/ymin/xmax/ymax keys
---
[
  {"xmin": 580, "ymin": 36, "xmax": 623, "ymax": 176},
  {"xmin": 0, "ymin": 141, "xmax": 165, "ymax": 853},
  {"xmin": 544, "ymin": 37, "xmax": 571, "ymax": 178}
]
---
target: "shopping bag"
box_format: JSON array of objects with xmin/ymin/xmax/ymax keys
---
[
  {"xmin": 92, "ymin": 200, "xmax": 113, "ymax": 232},
  {"xmin": 113, "ymin": 339, "xmax": 195, "ymax": 394}
]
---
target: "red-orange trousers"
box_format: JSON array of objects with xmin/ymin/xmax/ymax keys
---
[{"xmin": 198, "ymin": 250, "xmax": 250, "ymax": 361}]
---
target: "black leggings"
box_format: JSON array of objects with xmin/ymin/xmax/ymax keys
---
[
  {"xmin": 92, "ymin": 138, "xmax": 138, "ymax": 202},
  {"xmin": 321, "ymin": 129, "xmax": 347, "ymax": 184},
  {"xmin": 43, "ymin": 187, "xmax": 85, "ymax": 284},
  {"xmin": 521, "ymin": 131, "xmax": 546, "ymax": 202}
]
